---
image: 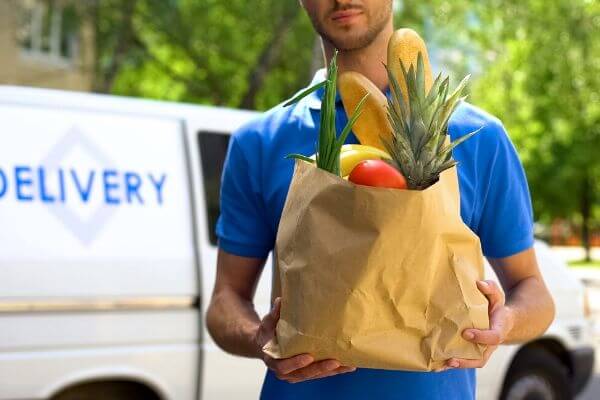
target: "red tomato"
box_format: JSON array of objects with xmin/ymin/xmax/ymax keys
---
[{"xmin": 348, "ymin": 160, "xmax": 407, "ymax": 189}]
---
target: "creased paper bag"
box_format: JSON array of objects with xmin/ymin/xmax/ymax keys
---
[{"xmin": 263, "ymin": 158, "xmax": 490, "ymax": 371}]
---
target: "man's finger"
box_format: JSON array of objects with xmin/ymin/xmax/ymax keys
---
[
  {"xmin": 280, "ymin": 359, "xmax": 341, "ymax": 381},
  {"xmin": 262, "ymin": 297, "xmax": 282, "ymax": 328},
  {"xmin": 447, "ymin": 357, "xmax": 484, "ymax": 369},
  {"xmin": 477, "ymin": 280, "xmax": 504, "ymax": 307},
  {"xmin": 462, "ymin": 328, "xmax": 501, "ymax": 345},
  {"xmin": 447, "ymin": 345, "xmax": 497, "ymax": 369},
  {"xmin": 311, "ymin": 365, "xmax": 356, "ymax": 379},
  {"xmin": 268, "ymin": 297, "xmax": 282, "ymax": 321},
  {"xmin": 286, "ymin": 365, "xmax": 357, "ymax": 383},
  {"xmin": 332, "ymin": 366, "xmax": 357, "ymax": 374},
  {"xmin": 267, "ymin": 353, "xmax": 314, "ymax": 375}
]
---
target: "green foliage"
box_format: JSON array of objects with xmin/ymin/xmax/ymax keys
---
[
  {"xmin": 471, "ymin": 0, "xmax": 600, "ymax": 235},
  {"xmin": 569, "ymin": 259, "xmax": 600, "ymax": 268},
  {"xmin": 88, "ymin": 0, "xmax": 315, "ymax": 109},
  {"xmin": 394, "ymin": 0, "xmax": 598, "ymax": 253},
  {"xmin": 84, "ymin": 0, "xmax": 598, "ymax": 248}
]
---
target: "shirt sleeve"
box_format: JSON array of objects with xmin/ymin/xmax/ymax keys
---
[
  {"xmin": 215, "ymin": 130, "xmax": 275, "ymax": 259},
  {"xmin": 476, "ymin": 121, "xmax": 535, "ymax": 258}
]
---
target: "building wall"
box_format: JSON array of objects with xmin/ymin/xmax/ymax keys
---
[{"xmin": 0, "ymin": 0, "xmax": 94, "ymax": 92}]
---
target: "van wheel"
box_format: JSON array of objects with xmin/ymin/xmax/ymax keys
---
[
  {"xmin": 500, "ymin": 346, "xmax": 571, "ymax": 400},
  {"xmin": 51, "ymin": 380, "xmax": 160, "ymax": 400}
]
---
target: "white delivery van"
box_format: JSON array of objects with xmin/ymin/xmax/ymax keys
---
[{"xmin": 0, "ymin": 86, "xmax": 594, "ymax": 400}]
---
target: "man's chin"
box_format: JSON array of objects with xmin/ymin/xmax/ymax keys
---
[
  {"xmin": 321, "ymin": 26, "xmax": 378, "ymax": 51},
  {"xmin": 329, "ymin": 36, "xmax": 373, "ymax": 51}
]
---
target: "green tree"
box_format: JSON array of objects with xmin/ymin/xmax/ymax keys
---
[
  {"xmin": 81, "ymin": 0, "xmax": 599, "ymax": 260},
  {"xmin": 84, "ymin": 0, "xmax": 316, "ymax": 109},
  {"xmin": 86, "ymin": 0, "xmax": 479, "ymax": 109},
  {"xmin": 473, "ymin": 0, "xmax": 600, "ymax": 260}
]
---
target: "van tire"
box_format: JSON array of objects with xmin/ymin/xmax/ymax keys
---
[
  {"xmin": 500, "ymin": 346, "xmax": 571, "ymax": 400},
  {"xmin": 51, "ymin": 380, "xmax": 160, "ymax": 400}
]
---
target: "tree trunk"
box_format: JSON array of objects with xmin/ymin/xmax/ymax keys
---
[
  {"xmin": 581, "ymin": 171, "xmax": 592, "ymax": 262},
  {"xmin": 96, "ymin": 0, "xmax": 138, "ymax": 93},
  {"xmin": 239, "ymin": 6, "xmax": 300, "ymax": 110}
]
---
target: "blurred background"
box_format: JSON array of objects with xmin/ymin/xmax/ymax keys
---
[
  {"xmin": 1, "ymin": 0, "xmax": 598, "ymax": 259},
  {"xmin": 0, "ymin": 0, "xmax": 598, "ymax": 399}
]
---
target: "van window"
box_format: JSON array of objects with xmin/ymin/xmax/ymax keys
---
[{"xmin": 198, "ymin": 131, "xmax": 231, "ymax": 246}]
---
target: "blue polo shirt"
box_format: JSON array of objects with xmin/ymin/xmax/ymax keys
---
[{"xmin": 216, "ymin": 69, "xmax": 534, "ymax": 399}]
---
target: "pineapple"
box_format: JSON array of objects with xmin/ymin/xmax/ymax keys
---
[{"xmin": 382, "ymin": 53, "xmax": 481, "ymax": 190}]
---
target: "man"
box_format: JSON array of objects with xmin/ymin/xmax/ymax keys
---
[{"xmin": 206, "ymin": 0, "xmax": 556, "ymax": 399}]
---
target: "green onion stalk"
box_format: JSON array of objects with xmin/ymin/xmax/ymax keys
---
[{"xmin": 285, "ymin": 50, "xmax": 369, "ymax": 176}]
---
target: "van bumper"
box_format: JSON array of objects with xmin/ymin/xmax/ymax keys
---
[{"xmin": 570, "ymin": 346, "xmax": 595, "ymax": 395}]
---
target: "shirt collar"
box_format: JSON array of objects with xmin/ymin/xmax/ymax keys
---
[{"xmin": 306, "ymin": 68, "xmax": 391, "ymax": 111}]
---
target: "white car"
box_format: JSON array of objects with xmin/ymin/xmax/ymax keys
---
[{"xmin": 0, "ymin": 86, "xmax": 593, "ymax": 400}]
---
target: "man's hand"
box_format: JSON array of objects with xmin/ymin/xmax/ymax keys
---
[
  {"xmin": 436, "ymin": 280, "xmax": 515, "ymax": 372},
  {"xmin": 254, "ymin": 297, "xmax": 357, "ymax": 384}
]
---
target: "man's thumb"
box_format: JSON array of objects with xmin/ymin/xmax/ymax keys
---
[{"xmin": 262, "ymin": 297, "xmax": 282, "ymax": 328}]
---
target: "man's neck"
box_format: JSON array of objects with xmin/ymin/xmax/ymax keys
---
[{"xmin": 321, "ymin": 21, "xmax": 394, "ymax": 92}]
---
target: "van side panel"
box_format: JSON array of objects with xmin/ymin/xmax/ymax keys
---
[{"xmin": 0, "ymin": 102, "xmax": 199, "ymax": 399}]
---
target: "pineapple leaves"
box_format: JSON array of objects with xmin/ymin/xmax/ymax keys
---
[
  {"xmin": 424, "ymin": 127, "xmax": 483, "ymax": 171},
  {"xmin": 416, "ymin": 54, "xmax": 426, "ymax": 103},
  {"xmin": 383, "ymin": 51, "xmax": 481, "ymax": 189}
]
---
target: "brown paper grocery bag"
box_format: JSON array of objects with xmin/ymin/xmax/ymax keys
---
[{"xmin": 263, "ymin": 157, "xmax": 490, "ymax": 371}]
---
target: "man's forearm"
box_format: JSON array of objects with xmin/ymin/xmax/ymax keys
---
[
  {"xmin": 504, "ymin": 276, "xmax": 555, "ymax": 344},
  {"xmin": 206, "ymin": 287, "xmax": 261, "ymax": 358}
]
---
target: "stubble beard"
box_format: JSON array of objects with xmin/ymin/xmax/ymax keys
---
[{"xmin": 311, "ymin": 4, "xmax": 391, "ymax": 51}]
